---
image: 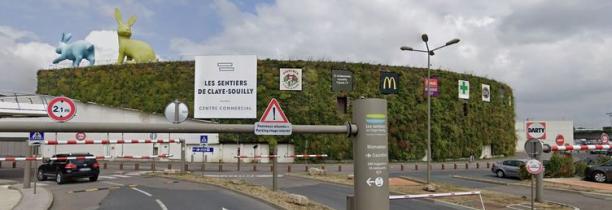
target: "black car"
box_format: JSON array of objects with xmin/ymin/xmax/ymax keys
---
[
  {"xmin": 37, "ymin": 153, "xmax": 100, "ymax": 184},
  {"xmin": 585, "ymin": 160, "xmax": 612, "ymax": 183}
]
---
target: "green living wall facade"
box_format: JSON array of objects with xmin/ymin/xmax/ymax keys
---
[{"xmin": 37, "ymin": 59, "xmax": 516, "ymax": 161}]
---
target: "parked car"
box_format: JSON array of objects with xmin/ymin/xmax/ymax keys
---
[
  {"xmin": 37, "ymin": 153, "xmax": 100, "ymax": 184},
  {"xmin": 492, "ymin": 159, "xmax": 526, "ymax": 179},
  {"xmin": 585, "ymin": 160, "xmax": 612, "ymax": 183}
]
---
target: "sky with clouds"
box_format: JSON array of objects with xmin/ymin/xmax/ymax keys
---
[{"xmin": 0, "ymin": 0, "xmax": 610, "ymax": 128}]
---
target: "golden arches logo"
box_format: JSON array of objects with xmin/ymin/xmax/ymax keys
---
[{"xmin": 383, "ymin": 77, "xmax": 397, "ymax": 90}]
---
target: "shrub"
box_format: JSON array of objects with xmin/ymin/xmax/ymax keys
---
[
  {"xmin": 544, "ymin": 153, "xmax": 575, "ymax": 178},
  {"xmin": 574, "ymin": 161, "xmax": 588, "ymax": 177}
]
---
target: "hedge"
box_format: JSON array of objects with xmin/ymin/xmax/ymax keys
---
[{"xmin": 37, "ymin": 59, "xmax": 516, "ymax": 161}]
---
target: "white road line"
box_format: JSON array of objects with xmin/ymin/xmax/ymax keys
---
[
  {"xmin": 155, "ymin": 199, "xmax": 168, "ymax": 210},
  {"xmin": 131, "ymin": 187, "xmax": 152, "ymax": 197},
  {"xmin": 204, "ymin": 174, "xmax": 284, "ymax": 178},
  {"xmin": 113, "ymin": 175, "xmax": 131, "ymax": 178},
  {"xmin": 99, "ymin": 176, "xmax": 117, "ymax": 180},
  {"xmin": 102, "ymin": 181, "xmax": 124, "ymax": 186}
]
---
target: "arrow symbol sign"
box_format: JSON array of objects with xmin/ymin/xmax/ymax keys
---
[{"xmin": 366, "ymin": 177, "xmax": 375, "ymax": 186}]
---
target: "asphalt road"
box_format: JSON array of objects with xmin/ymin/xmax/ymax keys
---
[
  {"xmin": 25, "ymin": 169, "xmax": 276, "ymax": 210},
  {"xmin": 217, "ymin": 172, "xmax": 465, "ymax": 210},
  {"xmin": 394, "ymin": 169, "xmax": 612, "ymax": 210}
]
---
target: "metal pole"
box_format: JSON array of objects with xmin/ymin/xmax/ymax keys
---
[
  {"xmin": 273, "ymin": 145, "xmax": 278, "ymax": 191},
  {"xmin": 425, "ymin": 41, "xmax": 432, "ymax": 185},
  {"xmin": 531, "ymin": 174, "xmax": 534, "ymax": 210},
  {"xmin": 24, "ymin": 142, "xmax": 32, "ymax": 189},
  {"xmin": 0, "ymin": 122, "xmax": 357, "ymax": 134},
  {"xmin": 536, "ymin": 154, "xmax": 544, "ymax": 202},
  {"xmin": 33, "ymin": 145, "xmax": 38, "ymax": 194},
  {"xmin": 237, "ymin": 145, "xmax": 241, "ymax": 171},
  {"xmin": 352, "ymin": 98, "xmax": 389, "ymax": 210}
]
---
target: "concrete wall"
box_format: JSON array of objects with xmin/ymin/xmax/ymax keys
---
[
  {"xmin": 515, "ymin": 121, "xmax": 574, "ymax": 152},
  {"xmin": 186, "ymin": 144, "xmax": 295, "ymax": 163}
]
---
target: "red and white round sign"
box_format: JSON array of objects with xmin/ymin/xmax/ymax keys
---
[
  {"xmin": 526, "ymin": 122, "xmax": 546, "ymax": 140},
  {"xmin": 601, "ymin": 133, "xmax": 609, "ymax": 144},
  {"xmin": 75, "ymin": 132, "xmax": 86, "ymax": 141},
  {"xmin": 525, "ymin": 159, "xmax": 544, "ymax": 175},
  {"xmin": 47, "ymin": 96, "xmax": 76, "ymax": 122},
  {"xmin": 555, "ymin": 134, "xmax": 564, "ymax": 146}
]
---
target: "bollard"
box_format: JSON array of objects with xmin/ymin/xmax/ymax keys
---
[
  {"xmin": 400, "ymin": 164, "xmax": 404, "ymax": 171},
  {"xmin": 305, "ymin": 165, "xmax": 309, "ymax": 172},
  {"xmin": 465, "ymin": 163, "xmax": 469, "ymax": 169},
  {"xmin": 476, "ymin": 162, "xmax": 480, "ymax": 169},
  {"xmin": 454, "ymin": 163, "xmax": 457, "ymax": 169},
  {"xmin": 151, "ymin": 162, "xmax": 155, "ymax": 171},
  {"xmin": 346, "ymin": 195, "xmax": 355, "ymax": 210},
  {"xmin": 253, "ymin": 164, "xmax": 257, "ymax": 171},
  {"xmin": 321, "ymin": 165, "xmax": 325, "ymax": 171},
  {"xmin": 119, "ymin": 163, "xmax": 123, "ymax": 170},
  {"xmin": 288, "ymin": 165, "xmax": 292, "ymax": 172},
  {"xmin": 12, "ymin": 161, "xmax": 16, "ymax": 168},
  {"xmin": 338, "ymin": 165, "xmax": 342, "ymax": 172},
  {"xmin": 0, "ymin": 161, "xmax": 2, "ymax": 168},
  {"xmin": 270, "ymin": 165, "xmax": 274, "ymax": 172},
  {"xmin": 414, "ymin": 164, "xmax": 418, "ymax": 170},
  {"xmin": 103, "ymin": 162, "xmax": 108, "ymax": 169},
  {"xmin": 487, "ymin": 162, "xmax": 490, "ymax": 168},
  {"xmin": 168, "ymin": 163, "xmax": 172, "ymax": 170},
  {"xmin": 441, "ymin": 164, "xmax": 445, "ymax": 170},
  {"xmin": 184, "ymin": 164, "xmax": 189, "ymax": 172},
  {"xmin": 135, "ymin": 163, "xmax": 139, "ymax": 170},
  {"xmin": 218, "ymin": 160, "xmax": 222, "ymax": 172}
]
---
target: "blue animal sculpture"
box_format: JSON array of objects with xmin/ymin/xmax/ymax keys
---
[{"xmin": 52, "ymin": 33, "xmax": 95, "ymax": 67}]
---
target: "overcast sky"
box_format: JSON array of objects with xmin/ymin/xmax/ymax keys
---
[{"xmin": 0, "ymin": 0, "xmax": 610, "ymax": 129}]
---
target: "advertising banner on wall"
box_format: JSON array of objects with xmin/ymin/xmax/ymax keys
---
[
  {"xmin": 332, "ymin": 70, "xmax": 353, "ymax": 92},
  {"xmin": 279, "ymin": 68, "xmax": 302, "ymax": 91},
  {"xmin": 194, "ymin": 55, "xmax": 257, "ymax": 119},
  {"xmin": 458, "ymin": 80, "xmax": 470, "ymax": 99},
  {"xmin": 424, "ymin": 77, "xmax": 439, "ymax": 97},
  {"xmin": 482, "ymin": 84, "xmax": 491, "ymax": 102},
  {"xmin": 380, "ymin": 71, "xmax": 399, "ymax": 94}
]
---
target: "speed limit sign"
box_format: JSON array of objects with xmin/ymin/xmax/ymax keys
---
[{"xmin": 47, "ymin": 96, "xmax": 76, "ymax": 122}]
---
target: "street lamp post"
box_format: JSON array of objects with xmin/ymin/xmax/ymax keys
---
[{"xmin": 401, "ymin": 34, "xmax": 459, "ymax": 184}]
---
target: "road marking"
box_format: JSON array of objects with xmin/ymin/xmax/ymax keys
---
[
  {"xmin": 131, "ymin": 187, "xmax": 152, "ymax": 197},
  {"xmin": 102, "ymin": 181, "xmax": 124, "ymax": 186},
  {"xmin": 68, "ymin": 186, "xmax": 120, "ymax": 194},
  {"xmin": 155, "ymin": 199, "xmax": 168, "ymax": 210},
  {"xmin": 204, "ymin": 174, "xmax": 284, "ymax": 178},
  {"xmin": 99, "ymin": 175, "xmax": 117, "ymax": 180},
  {"xmin": 113, "ymin": 175, "xmax": 131, "ymax": 178}
]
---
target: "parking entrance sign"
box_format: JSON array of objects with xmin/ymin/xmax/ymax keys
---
[{"xmin": 29, "ymin": 132, "xmax": 44, "ymax": 145}]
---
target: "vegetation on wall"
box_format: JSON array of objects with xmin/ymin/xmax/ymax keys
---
[{"xmin": 37, "ymin": 59, "xmax": 516, "ymax": 161}]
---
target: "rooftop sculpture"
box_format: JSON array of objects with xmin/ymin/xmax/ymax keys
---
[
  {"xmin": 52, "ymin": 33, "xmax": 95, "ymax": 67},
  {"xmin": 114, "ymin": 8, "xmax": 157, "ymax": 64}
]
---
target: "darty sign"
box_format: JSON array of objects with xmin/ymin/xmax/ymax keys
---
[
  {"xmin": 194, "ymin": 55, "xmax": 257, "ymax": 119},
  {"xmin": 526, "ymin": 121, "xmax": 546, "ymax": 140}
]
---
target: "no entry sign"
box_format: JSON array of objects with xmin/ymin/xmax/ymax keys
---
[
  {"xmin": 526, "ymin": 121, "xmax": 546, "ymax": 140},
  {"xmin": 555, "ymin": 134, "xmax": 564, "ymax": 146},
  {"xmin": 47, "ymin": 96, "xmax": 76, "ymax": 122}
]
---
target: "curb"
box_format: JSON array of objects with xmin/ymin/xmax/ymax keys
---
[
  {"xmin": 452, "ymin": 175, "xmax": 509, "ymax": 185},
  {"xmin": 152, "ymin": 173, "xmax": 287, "ymax": 210},
  {"xmin": 9, "ymin": 184, "xmax": 54, "ymax": 210},
  {"xmin": 547, "ymin": 201, "xmax": 580, "ymax": 210}
]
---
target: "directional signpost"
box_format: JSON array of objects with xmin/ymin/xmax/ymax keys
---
[
  {"xmin": 47, "ymin": 96, "xmax": 77, "ymax": 122},
  {"xmin": 526, "ymin": 159, "xmax": 544, "ymax": 210},
  {"xmin": 192, "ymin": 147, "xmax": 213, "ymax": 153},
  {"xmin": 524, "ymin": 137, "xmax": 544, "ymax": 203}
]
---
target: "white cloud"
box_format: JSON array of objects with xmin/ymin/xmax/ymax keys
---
[
  {"xmin": 0, "ymin": 26, "xmax": 55, "ymax": 93},
  {"xmin": 85, "ymin": 30, "xmax": 119, "ymax": 65},
  {"xmin": 170, "ymin": 0, "xmax": 612, "ymax": 128}
]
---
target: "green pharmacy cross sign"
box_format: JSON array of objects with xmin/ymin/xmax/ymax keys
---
[{"xmin": 458, "ymin": 80, "xmax": 470, "ymax": 99}]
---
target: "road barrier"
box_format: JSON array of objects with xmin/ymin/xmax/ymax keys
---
[
  {"xmin": 285, "ymin": 154, "xmax": 328, "ymax": 158},
  {"xmin": 0, "ymin": 154, "xmax": 174, "ymax": 161},
  {"xmin": 234, "ymin": 155, "xmax": 278, "ymax": 159},
  {"xmin": 43, "ymin": 139, "xmax": 179, "ymax": 145},
  {"xmin": 550, "ymin": 144, "xmax": 610, "ymax": 151},
  {"xmin": 389, "ymin": 191, "xmax": 485, "ymax": 210}
]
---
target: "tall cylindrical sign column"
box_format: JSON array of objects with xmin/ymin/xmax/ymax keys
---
[{"xmin": 352, "ymin": 98, "xmax": 389, "ymax": 210}]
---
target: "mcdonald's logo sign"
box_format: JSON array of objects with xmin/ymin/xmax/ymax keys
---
[{"xmin": 380, "ymin": 71, "xmax": 399, "ymax": 94}]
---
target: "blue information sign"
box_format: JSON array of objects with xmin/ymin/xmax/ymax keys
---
[
  {"xmin": 28, "ymin": 131, "xmax": 45, "ymax": 145},
  {"xmin": 192, "ymin": 147, "xmax": 213, "ymax": 153},
  {"xmin": 200, "ymin": 135, "xmax": 208, "ymax": 144}
]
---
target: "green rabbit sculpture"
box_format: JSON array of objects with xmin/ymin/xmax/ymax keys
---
[{"xmin": 114, "ymin": 8, "xmax": 156, "ymax": 64}]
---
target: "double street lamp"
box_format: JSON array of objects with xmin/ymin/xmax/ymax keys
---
[{"xmin": 400, "ymin": 34, "xmax": 460, "ymax": 184}]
